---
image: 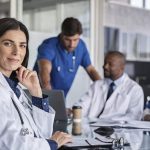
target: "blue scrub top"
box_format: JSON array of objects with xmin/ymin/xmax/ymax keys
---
[{"xmin": 34, "ymin": 35, "xmax": 91, "ymax": 97}]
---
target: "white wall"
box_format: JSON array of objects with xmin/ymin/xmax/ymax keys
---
[
  {"xmin": 66, "ymin": 67, "xmax": 91, "ymax": 108},
  {"xmin": 28, "ymin": 31, "xmax": 52, "ymax": 69}
]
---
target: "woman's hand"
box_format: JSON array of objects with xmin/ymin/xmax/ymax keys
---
[
  {"xmin": 50, "ymin": 131, "xmax": 72, "ymax": 148},
  {"xmin": 16, "ymin": 66, "xmax": 42, "ymax": 97}
]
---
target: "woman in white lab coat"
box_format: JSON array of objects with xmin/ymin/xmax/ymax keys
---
[{"xmin": 0, "ymin": 18, "xmax": 71, "ymax": 150}]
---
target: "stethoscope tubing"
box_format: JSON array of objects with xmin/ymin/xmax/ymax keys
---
[
  {"xmin": 11, "ymin": 91, "xmax": 34, "ymax": 136},
  {"xmin": 11, "ymin": 90, "xmax": 33, "ymax": 125},
  {"xmin": 11, "ymin": 98, "xmax": 24, "ymax": 125}
]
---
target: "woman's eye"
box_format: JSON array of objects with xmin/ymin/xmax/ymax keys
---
[
  {"xmin": 3, "ymin": 41, "xmax": 13, "ymax": 47},
  {"xmin": 20, "ymin": 44, "xmax": 27, "ymax": 49}
]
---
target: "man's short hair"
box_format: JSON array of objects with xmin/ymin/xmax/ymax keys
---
[
  {"xmin": 61, "ymin": 17, "xmax": 82, "ymax": 36},
  {"xmin": 106, "ymin": 51, "xmax": 126, "ymax": 65}
]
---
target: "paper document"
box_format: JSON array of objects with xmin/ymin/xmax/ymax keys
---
[
  {"xmin": 91, "ymin": 120, "xmax": 150, "ymax": 129},
  {"xmin": 65, "ymin": 137, "xmax": 112, "ymax": 148}
]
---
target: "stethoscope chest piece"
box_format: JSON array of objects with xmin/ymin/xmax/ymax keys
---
[{"xmin": 20, "ymin": 128, "xmax": 30, "ymax": 136}]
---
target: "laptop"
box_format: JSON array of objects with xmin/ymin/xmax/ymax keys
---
[
  {"xmin": 42, "ymin": 89, "xmax": 68, "ymax": 122},
  {"xmin": 24, "ymin": 89, "xmax": 68, "ymax": 122}
]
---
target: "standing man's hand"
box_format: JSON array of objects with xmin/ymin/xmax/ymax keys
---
[
  {"xmin": 38, "ymin": 59, "xmax": 52, "ymax": 90},
  {"xmin": 86, "ymin": 65, "xmax": 101, "ymax": 81},
  {"xmin": 43, "ymin": 82, "xmax": 52, "ymax": 91}
]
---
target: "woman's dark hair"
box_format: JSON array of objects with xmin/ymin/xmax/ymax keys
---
[
  {"xmin": 0, "ymin": 17, "xmax": 29, "ymax": 68},
  {"xmin": 61, "ymin": 17, "xmax": 82, "ymax": 36}
]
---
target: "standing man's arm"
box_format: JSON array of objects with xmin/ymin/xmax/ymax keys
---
[
  {"xmin": 86, "ymin": 65, "xmax": 101, "ymax": 81},
  {"xmin": 38, "ymin": 59, "xmax": 52, "ymax": 90}
]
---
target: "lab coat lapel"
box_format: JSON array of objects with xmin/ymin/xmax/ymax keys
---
[
  {"xmin": 0, "ymin": 73, "xmax": 30, "ymax": 117},
  {"xmin": 11, "ymin": 93, "xmax": 31, "ymax": 118},
  {"xmin": 88, "ymin": 80, "xmax": 108, "ymax": 118},
  {"xmin": 0, "ymin": 73, "xmax": 40, "ymax": 137},
  {"xmin": 102, "ymin": 75, "xmax": 128, "ymax": 114},
  {"xmin": 11, "ymin": 89, "xmax": 40, "ymax": 137},
  {"xmin": 102, "ymin": 81, "xmax": 109, "ymax": 101},
  {"xmin": 0, "ymin": 73, "xmax": 13, "ymax": 92}
]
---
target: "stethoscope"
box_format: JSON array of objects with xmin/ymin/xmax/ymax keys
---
[
  {"xmin": 11, "ymin": 92, "xmax": 33, "ymax": 136},
  {"xmin": 11, "ymin": 98, "xmax": 30, "ymax": 136},
  {"xmin": 57, "ymin": 50, "xmax": 76, "ymax": 72}
]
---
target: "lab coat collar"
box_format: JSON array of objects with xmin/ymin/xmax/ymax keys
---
[
  {"xmin": 0, "ymin": 72, "xmax": 24, "ymax": 101},
  {"xmin": 106, "ymin": 73, "xmax": 125, "ymax": 86},
  {"xmin": 0, "ymin": 72, "xmax": 13, "ymax": 92},
  {"xmin": 103, "ymin": 73, "xmax": 129, "ymax": 96},
  {"xmin": 0, "ymin": 72, "xmax": 27, "ymax": 115}
]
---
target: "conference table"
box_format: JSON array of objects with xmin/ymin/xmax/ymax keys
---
[{"xmin": 54, "ymin": 118, "xmax": 150, "ymax": 150}]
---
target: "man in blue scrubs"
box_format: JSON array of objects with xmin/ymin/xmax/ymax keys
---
[{"xmin": 34, "ymin": 17, "xmax": 100, "ymax": 97}]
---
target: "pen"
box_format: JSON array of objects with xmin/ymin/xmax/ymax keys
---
[
  {"xmin": 85, "ymin": 139, "xmax": 92, "ymax": 146},
  {"xmin": 89, "ymin": 121, "xmax": 96, "ymax": 124}
]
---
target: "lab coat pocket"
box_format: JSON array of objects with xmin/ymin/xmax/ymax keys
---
[
  {"xmin": 32, "ymin": 106, "xmax": 55, "ymax": 138},
  {"xmin": 115, "ymin": 93, "xmax": 130, "ymax": 114}
]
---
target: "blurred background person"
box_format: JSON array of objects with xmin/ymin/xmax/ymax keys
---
[
  {"xmin": 73, "ymin": 51, "xmax": 144, "ymax": 121},
  {"xmin": 34, "ymin": 17, "xmax": 101, "ymax": 97}
]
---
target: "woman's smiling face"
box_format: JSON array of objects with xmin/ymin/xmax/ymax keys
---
[{"xmin": 0, "ymin": 29, "xmax": 27, "ymax": 77}]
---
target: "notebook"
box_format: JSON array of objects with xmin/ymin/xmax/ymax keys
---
[
  {"xmin": 24, "ymin": 89, "xmax": 68, "ymax": 122},
  {"xmin": 42, "ymin": 89, "xmax": 68, "ymax": 122}
]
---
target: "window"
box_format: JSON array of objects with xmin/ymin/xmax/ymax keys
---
[{"xmin": 130, "ymin": 0, "xmax": 143, "ymax": 8}]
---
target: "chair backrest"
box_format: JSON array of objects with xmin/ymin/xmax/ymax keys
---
[{"xmin": 141, "ymin": 85, "xmax": 150, "ymax": 109}]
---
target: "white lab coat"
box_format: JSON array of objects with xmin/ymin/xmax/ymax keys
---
[
  {"xmin": 0, "ymin": 72, "xmax": 55, "ymax": 150},
  {"xmin": 75, "ymin": 73, "xmax": 144, "ymax": 121}
]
